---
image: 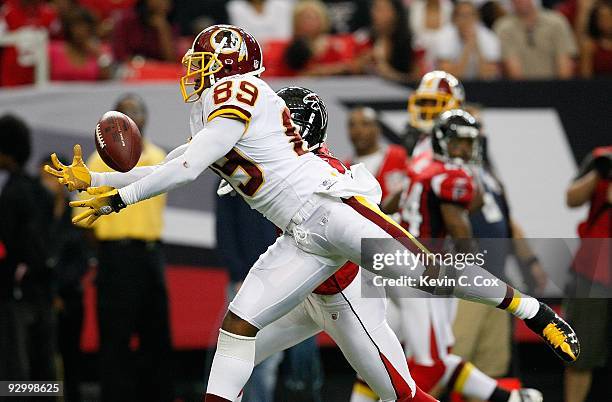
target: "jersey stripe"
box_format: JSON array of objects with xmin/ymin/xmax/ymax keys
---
[
  {"xmin": 207, "ymin": 105, "xmax": 252, "ymax": 124},
  {"xmin": 346, "ymin": 195, "xmax": 432, "ymax": 256}
]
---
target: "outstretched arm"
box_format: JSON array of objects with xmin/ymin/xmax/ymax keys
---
[
  {"xmin": 91, "ymin": 142, "xmax": 190, "ymax": 188},
  {"xmin": 118, "ymin": 118, "xmax": 244, "ymax": 205},
  {"xmin": 45, "ymin": 142, "xmax": 190, "ymax": 191},
  {"xmin": 70, "ymin": 118, "xmax": 244, "ymax": 225}
]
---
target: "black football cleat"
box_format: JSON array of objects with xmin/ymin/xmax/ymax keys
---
[{"xmin": 525, "ymin": 302, "xmax": 580, "ymax": 362}]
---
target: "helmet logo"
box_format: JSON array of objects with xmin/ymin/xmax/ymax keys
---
[
  {"xmin": 303, "ymin": 93, "xmax": 321, "ymax": 110},
  {"xmin": 303, "ymin": 93, "xmax": 328, "ymax": 128},
  {"xmin": 211, "ymin": 28, "xmax": 249, "ymax": 61},
  {"xmin": 437, "ymin": 79, "xmax": 451, "ymax": 94}
]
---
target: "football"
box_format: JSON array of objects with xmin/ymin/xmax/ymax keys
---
[{"xmin": 95, "ymin": 111, "xmax": 142, "ymax": 172}]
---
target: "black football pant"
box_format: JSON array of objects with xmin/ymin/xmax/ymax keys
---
[{"xmin": 97, "ymin": 240, "xmax": 172, "ymax": 402}]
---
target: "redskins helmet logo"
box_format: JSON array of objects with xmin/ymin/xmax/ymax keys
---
[{"xmin": 210, "ymin": 28, "xmax": 249, "ymax": 61}]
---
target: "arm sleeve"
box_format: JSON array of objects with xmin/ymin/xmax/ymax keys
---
[
  {"xmin": 90, "ymin": 142, "xmax": 190, "ymax": 188},
  {"xmin": 118, "ymin": 118, "xmax": 244, "ymax": 205}
]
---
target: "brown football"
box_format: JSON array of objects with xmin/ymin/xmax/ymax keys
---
[{"xmin": 95, "ymin": 111, "xmax": 142, "ymax": 172}]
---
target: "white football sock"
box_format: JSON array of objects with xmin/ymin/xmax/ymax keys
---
[
  {"xmin": 511, "ymin": 296, "xmax": 539, "ymax": 320},
  {"xmin": 206, "ymin": 329, "xmax": 256, "ymax": 401}
]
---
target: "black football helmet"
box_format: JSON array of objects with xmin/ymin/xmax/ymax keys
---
[
  {"xmin": 432, "ymin": 109, "xmax": 481, "ymax": 164},
  {"xmin": 276, "ymin": 86, "xmax": 328, "ymax": 151}
]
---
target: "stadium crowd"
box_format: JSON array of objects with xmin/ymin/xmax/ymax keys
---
[{"xmin": 0, "ymin": 0, "xmax": 611, "ymax": 86}]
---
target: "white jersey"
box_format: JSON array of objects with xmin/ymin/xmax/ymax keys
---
[{"xmin": 190, "ymin": 75, "xmax": 337, "ymax": 229}]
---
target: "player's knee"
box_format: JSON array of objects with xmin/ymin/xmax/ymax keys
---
[{"xmin": 221, "ymin": 310, "xmax": 259, "ymax": 337}]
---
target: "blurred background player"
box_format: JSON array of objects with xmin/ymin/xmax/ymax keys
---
[
  {"xmin": 353, "ymin": 110, "xmax": 543, "ymax": 402},
  {"xmin": 451, "ymin": 105, "xmax": 548, "ymax": 389},
  {"xmin": 564, "ymin": 146, "xmax": 611, "ymax": 402},
  {"xmin": 77, "ymin": 94, "xmax": 172, "ymax": 402},
  {"xmin": 400, "ymin": 72, "xmax": 546, "ymax": 389},
  {"xmin": 403, "ymin": 70, "xmax": 465, "ymax": 160}
]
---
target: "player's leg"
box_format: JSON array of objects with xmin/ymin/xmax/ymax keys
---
[
  {"xmin": 326, "ymin": 196, "xmax": 579, "ymax": 363},
  {"xmin": 253, "ymin": 300, "xmax": 321, "ymax": 366},
  {"xmin": 205, "ymin": 234, "xmax": 340, "ymax": 402},
  {"xmin": 314, "ymin": 273, "xmax": 436, "ymax": 402},
  {"xmin": 223, "ymin": 302, "xmax": 322, "ymax": 402},
  {"xmin": 437, "ymin": 354, "xmax": 543, "ymax": 402}
]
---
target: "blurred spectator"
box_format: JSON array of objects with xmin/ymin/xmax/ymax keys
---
[
  {"xmin": 78, "ymin": 0, "xmax": 136, "ymax": 38},
  {"xmin": 227, "ymin": 0, "xmax": 294, "ymax": 43},
  {"xmin": 49, "ymin": 7, "xmax": 113, "ymax": 81},
  {"xmin": 78, "ymin": 0, "xmax": 135, "ymax": 20},
  {"xmin": 494, "ymin": 0, "xmax": 577, "ymax": 79},
  {"xmin": 322, "ymin": 0, "xmax": 370, "ymax": 33},
  {"xmin": 0, "ymin": 115, "xmax": 56, "ymax": 386},
  {"xmin": 111, "ymin": 0, "xmax": 178, "ymax": 62},
  {"xmin": 579, "ymin": 0, "xmax": 612, "ymax": 77},
  {"xmin": 283, "ymin": 0, "xmax": 356, "ymax": 75},
  {"xmin": 174, "ymin": 0, "xmax": 228, "ymax": 36},
  {"xmin": 564, "ymin": 146, "xmax": 611, "ymax": 402},
  {"xmin": 556, "ymin": 0, "xmax": 595, "ymax": 38},
  {"xmin": 355, "ymin": 0, "xmax": 418, "ymax": 82},
  {"xmin": 435, "ymin": 0, "xmax": 501, "ymax": 80},
  {"xmin": 409, "ymin": 0, "xmax": 453, "ymax": 67},
  {"xmin": 38, "ymin": 155, "xmax": 90, "ymax": 402},
  {"xmin": 79, "ymin": 94, "xmax": 172, "ymax": 402},
  {"xmin": 345, "ymin": 106, "xmax": 409, "ymax": 201},
  {"xmin": 479, "ymin": 0, "xmax": 508, "ymax": 30},
  {"xmin": 0, "ymin": 0, "xmax": 61, "ymax": 86}
]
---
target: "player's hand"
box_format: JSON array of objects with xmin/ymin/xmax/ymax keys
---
[
  {"xmin": 69, "ymin": 186, "xmax": 126, "ymax": 226},
  {"xmin": 44, "ymin": 144, "xmax": 91, "ymax": 192}
]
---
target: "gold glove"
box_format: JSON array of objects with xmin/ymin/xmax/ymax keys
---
[
  {"xmin": 69, "ymin": 186, "xmax": 126, "ymax": 226},
  {"xmin": 44, "ymin": 144, "xmax": 91, "ymax": 191}
]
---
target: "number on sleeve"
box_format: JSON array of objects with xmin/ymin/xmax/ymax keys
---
[{"xmin": 212, "ymin": 148, "xmax": 264, "ymax": 197}]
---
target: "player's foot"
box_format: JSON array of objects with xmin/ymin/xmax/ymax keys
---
[
  {"xmin": 509, "ymin": 388, "xmax": 543, "ymax": 402},
  {"xmin": 525, "ymin": 302, "xmax": 580, "ymax": 362}
]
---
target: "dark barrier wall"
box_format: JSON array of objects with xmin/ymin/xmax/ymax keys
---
[{"xmin": 461, "ymin": 79, "xmax": 612, "ymax": 164}]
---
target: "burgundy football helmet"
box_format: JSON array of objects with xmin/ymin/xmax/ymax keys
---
[
  {"xmin": 180, "ymin": 25, "xmax": 265, "ymax": 102},
  {"xmin": 408, "ymin": 71, "xmax": 465, "ymax": 133}
]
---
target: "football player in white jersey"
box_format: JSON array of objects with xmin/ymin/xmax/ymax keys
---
[
  {"xmin": 45, "ymin": 25, "xmax": 579, "ymax": 402},
  {"xmin": 227, "ymin": 86, "xmax": 435, "ymax": 402}
]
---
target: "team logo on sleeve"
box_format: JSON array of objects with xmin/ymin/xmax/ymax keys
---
[{"xmin": 452, "ymin": 178, "xmax": 469, "ymax": 200}]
